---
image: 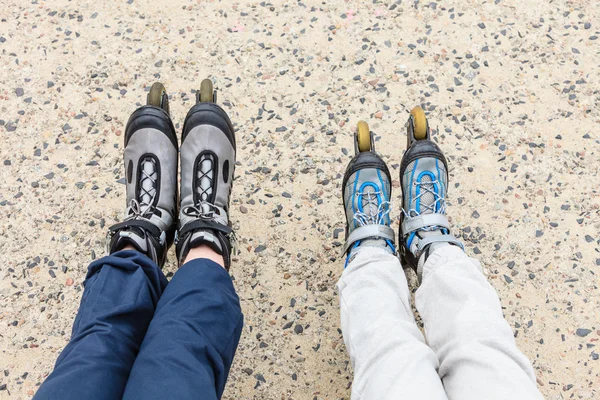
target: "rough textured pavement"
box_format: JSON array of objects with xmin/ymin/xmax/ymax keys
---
[{"xmin": 0, "ymin": 0, "xmax": 599, "ymax": 398}]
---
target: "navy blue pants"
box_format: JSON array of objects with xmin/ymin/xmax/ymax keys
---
[{"xmin": 34, "ymin": 250, "xmax": 243, "ymax": 400}]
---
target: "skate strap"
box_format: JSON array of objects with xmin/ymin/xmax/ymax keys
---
[
  {"xmin": 402, "ymin": 214, "xmax": 450, "ymax": 235},
  {"xmin": 416, "ymin": 234, "xmax": 463, "ymax": 252},
  {"xmin": 343, "ymin": 224, "xmax": 395, "ymax": 255},
  {"xmin": 178, "ymin": 220, "xmax": 233, "ymax": 239},
  {"xmin": 108, "ymin": 219, "xmax": 162, "ymax": 238}
]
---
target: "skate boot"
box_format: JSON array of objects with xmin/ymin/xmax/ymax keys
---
[
  {"xmin": 342, "ymin": 121, "xmax": 396, "ymax": 267},
  {"xmin": 399, "ymin": 106, "xmax": 463, "ymax": 280},
  {"xmin": 176, "ymin": 79, "xmax": 237, "ymax": 270},
  {"xmin": 107, "ymin": 83, "xmax": 178, "ymax": 267}
]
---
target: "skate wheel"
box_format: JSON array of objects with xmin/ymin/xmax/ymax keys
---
[
  {"xmin": 147, "ymin": 82, "xmax": 170, "ymax": 114},
  {"xmin": 356, "ymin": 120, "xmax": 372, "ymax": 153},
  {"xmin": 410, "ymin": 106, "xmax": 428, "ymax": 140},
  {"xmin": 199, "ymin": 79, "xmax": 215, "ymax": 103}
]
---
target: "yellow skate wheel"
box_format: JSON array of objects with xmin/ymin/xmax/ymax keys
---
[
  {"xmin": 410, "ymin": 106, "xmax": 428, "ymax": 140},
  {"xmin": 356, "ymin": 120, "xmax": 372, "ymax": 152},
  {"xmin": 147, "ymin": 82, "xmax": 169, "ymax": 113},
  {"xmin": 199, "ymin": 79, "xmax": 214, "ymax": 103}
]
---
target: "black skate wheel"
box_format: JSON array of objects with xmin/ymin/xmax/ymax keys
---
[
  {"xmin": 198, "ymin": 79, "xmax": 215, "ymax": 103},
  {"xmin": 356, "ymin": 120, "xmax": 373, "ymax": 153},
  {"xmin": 147, "ymin": 82, "xmax": 170, "ymax": 114},
  {"xmin": 410, "ymin": 106, "xmax": 427, "ymax": 140}
]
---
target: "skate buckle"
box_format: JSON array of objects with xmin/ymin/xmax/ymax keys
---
[
  {"xmin": 227, "ymin": 230, "xmax": 239, "ymax": 257},
  {"xmin": 105, "ymin": 230, "xmax": 114, "ymax": 255}
]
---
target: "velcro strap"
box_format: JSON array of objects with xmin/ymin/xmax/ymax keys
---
[
  {"xmin": 402, "ymin": 214, "xmax": 450, "ymax": 235},
  {"xmin": 178, "ymin": 219, "xmax": 233, "ymax": 239},
  {"xmin": 416, "ymin": 235, "xmax": 463, "ymax": 252},
  {"xmin": 343, "ymin": 224, "xmax": 395, "ymax": 255},
  {"xmin": 108, "ymin": 219, "xmax": 161, "ymax": 238}
]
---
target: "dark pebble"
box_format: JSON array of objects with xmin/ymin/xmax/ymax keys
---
[
  {"xmin": 504, "ymin": 275, "xmax": 513, "ymax": 284},
  {"xmin": 576, "ymin": 328, "xmax": 592, "ymax": 337},
  {"xmin": 294, "ymin": 324, "xmax": 304, "ymax": 334},
  {"xmin": 333, "ymin": 228, "xmax": 344, "ymax": 239}
]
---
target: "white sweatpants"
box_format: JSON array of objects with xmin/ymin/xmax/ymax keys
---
[{"xmin": 337, "ymin": 245, "xmax": 543, "ymax": 400}]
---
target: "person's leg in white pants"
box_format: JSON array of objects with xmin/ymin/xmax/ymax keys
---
[
  {"xmin": 338, "ymin": 245, "xmax": 448, "ymax": 400},
  {"xmin": 338, "ymin": 110, "xmax": 542, "ymax": 399},
  {"xmin": 338, "ymin": 244, "xmax": 544, "ymax": 400},
  {"xmin": 417, "ymin": 245, "xmax": 543, "ymax": 400}
]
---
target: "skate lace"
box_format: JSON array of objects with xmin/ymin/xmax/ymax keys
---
[
  {"xmin": 182, "ymin": 202, "xmax": 222, "ymax": 220},
  {"xmin": 402, "ymin": 180, "xmax": 446, "ymax": 218},
  {"xmin": 353, "ymin": 190, "xmax": 391, "ymax": 226},
  {"xmin": 126, "ymin": 157, "xmax": 158, "ymax": 219},
  {"xmin": 125, "ymin": 197, "xmax": 156, "ymax": 221}
]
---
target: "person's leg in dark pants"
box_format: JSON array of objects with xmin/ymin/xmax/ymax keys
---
[
  {"xmin": 123, "ymin": 257, "xmax": 243, "ymax": 400},
  {"xmin": 34, "ymin": 251, "xmax": 167, "ymax": 400},
  {"xmin": 35, "ymin": 85, "xmax": 180, "ymax": 399},
  {"xmin": 121, "ymin": 83, "xmax": 244, "ymax": 400}
]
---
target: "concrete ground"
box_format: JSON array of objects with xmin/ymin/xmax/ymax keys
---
[{"xmin": 0, "ymin": 0, "xmax": 599, "ymax": 398}]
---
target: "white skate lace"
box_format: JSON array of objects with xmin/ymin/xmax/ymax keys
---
[
  {"xmin": 402, "ymin": 179, "xmax": 446, "ymax": 219},
  {"xmin": 353, "ymin": 190, "xmax": 391, "ymax": 226}
]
